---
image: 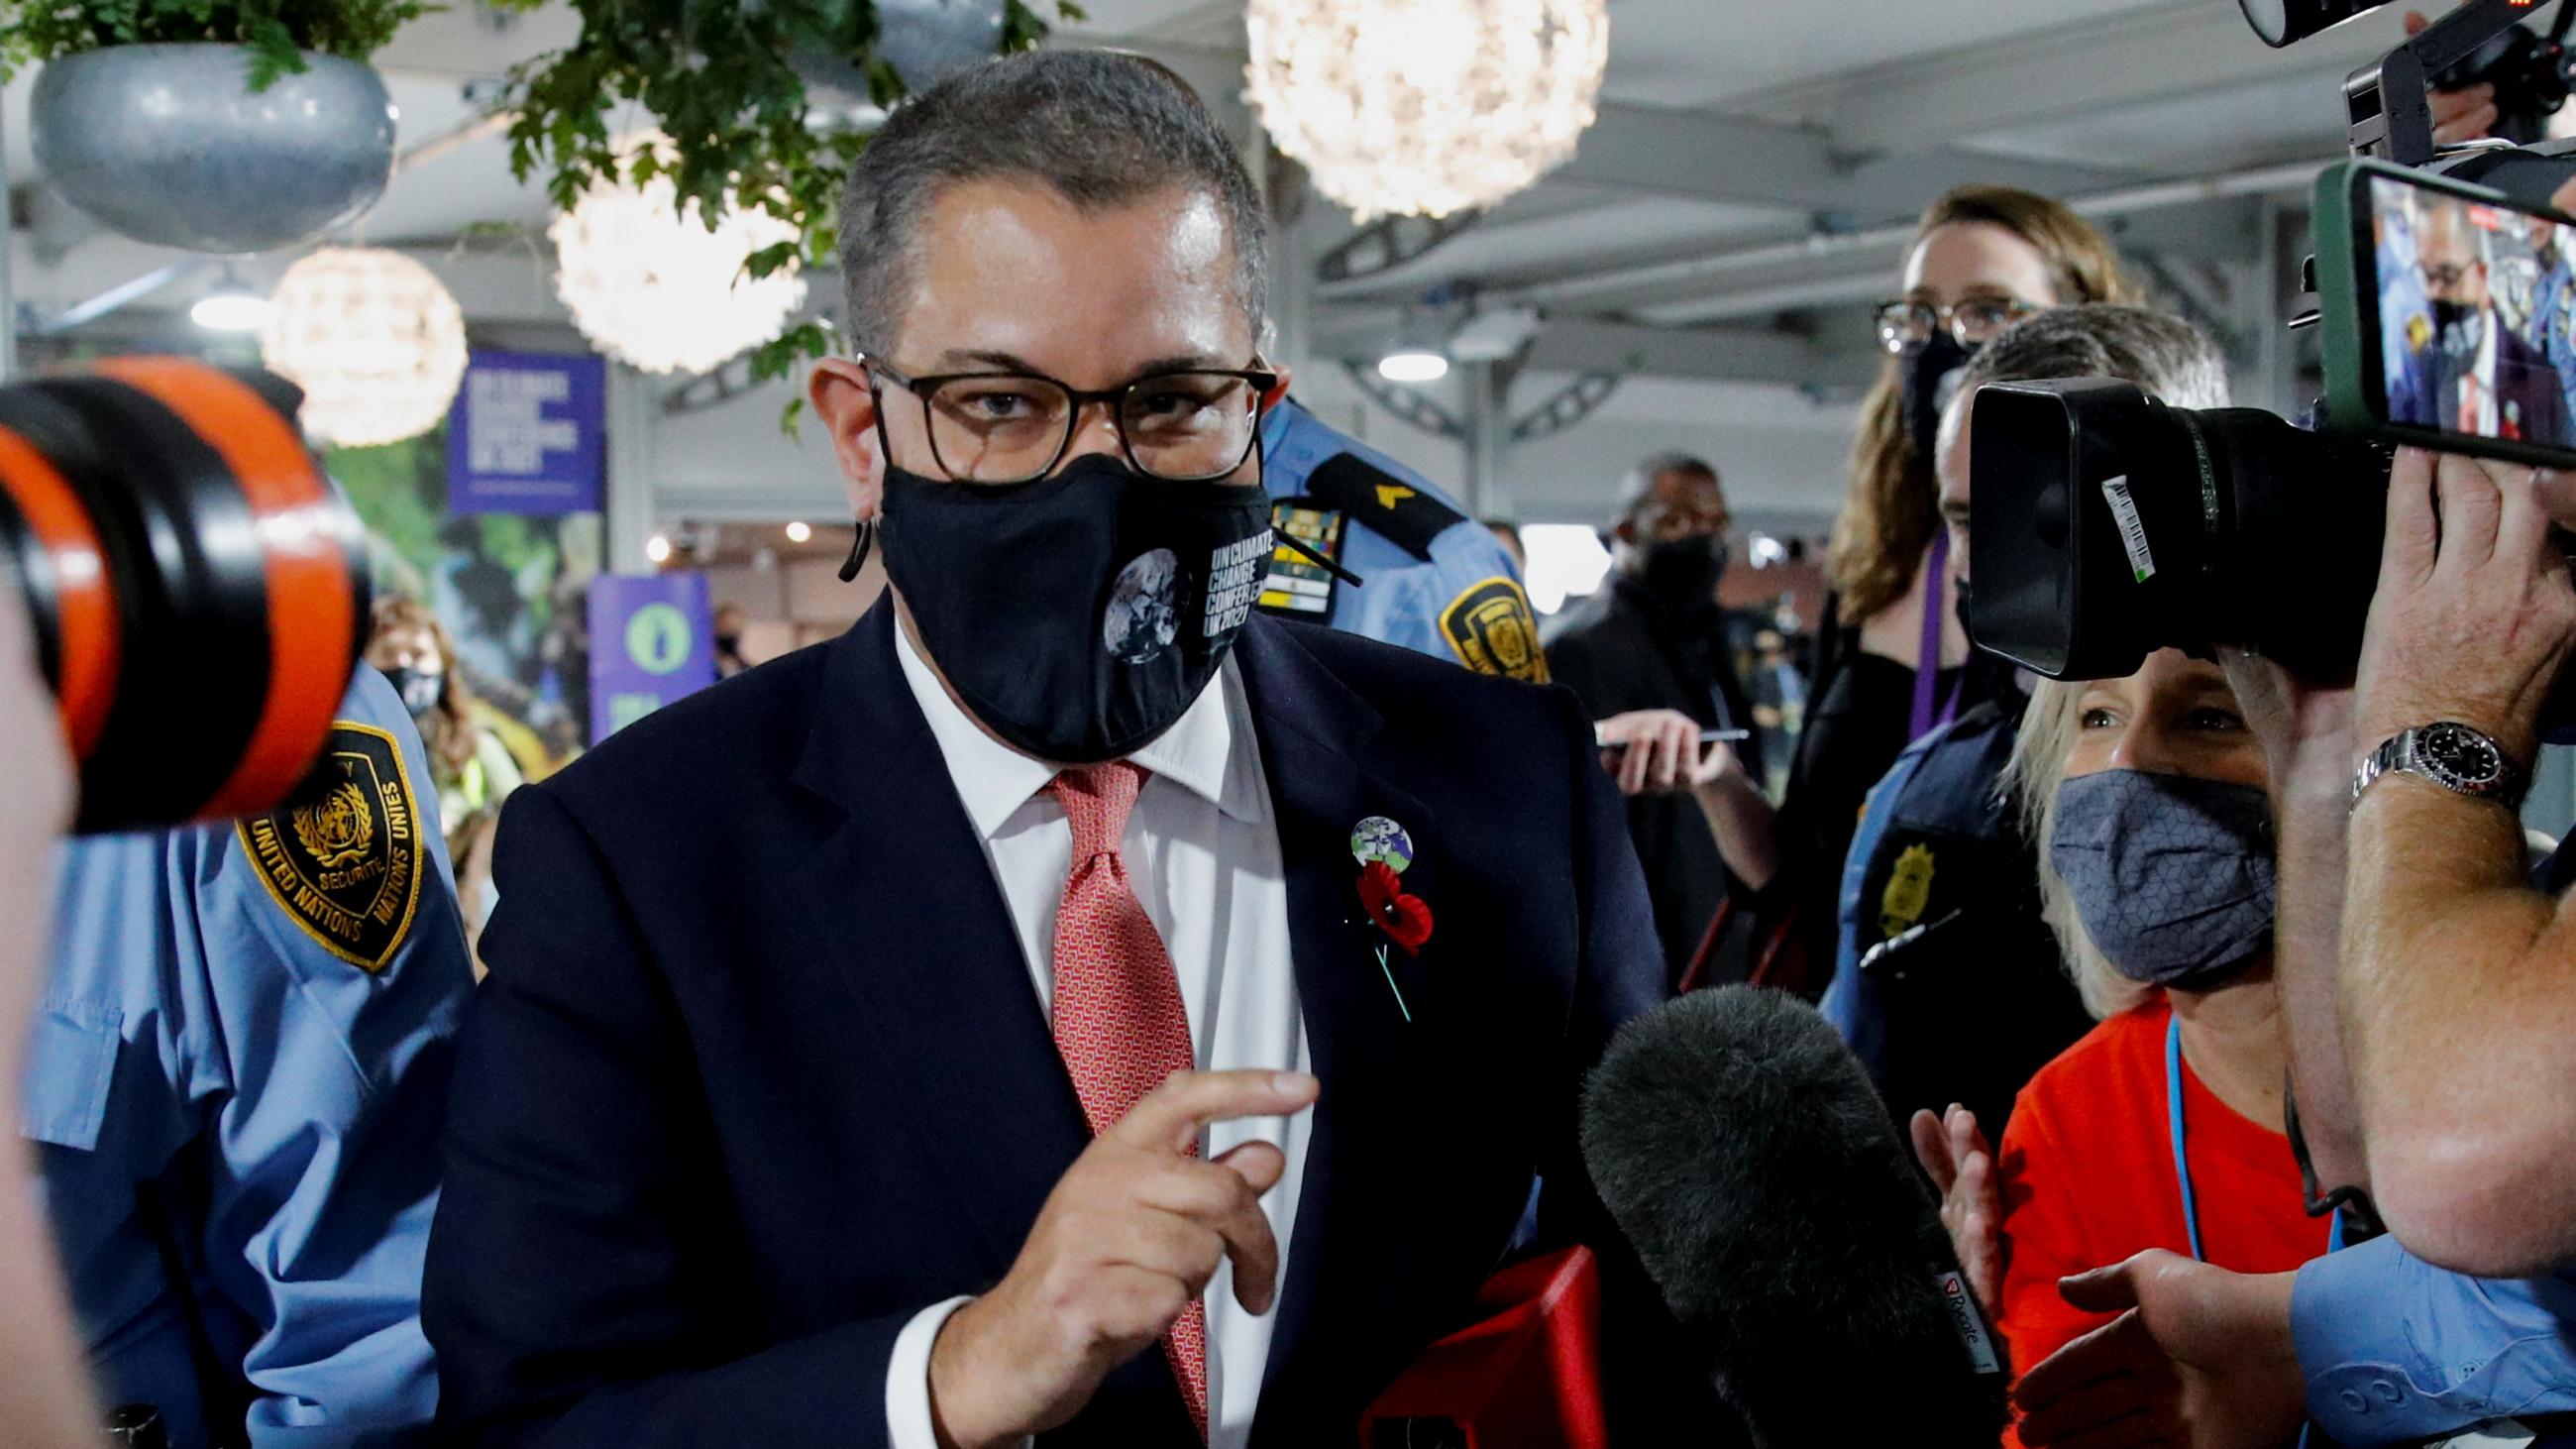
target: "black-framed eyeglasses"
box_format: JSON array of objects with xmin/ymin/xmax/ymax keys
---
[
  {"xmin": 859, "ymin": 355, "xmax": 1281, "ymax": 485},
  {"xmin": 1874, "ymin": 295, "xmax": 2038, "ymax": 355}
]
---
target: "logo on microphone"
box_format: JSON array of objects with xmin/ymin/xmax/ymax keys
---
[{"xmin": 1936, "ymin": 1271, "xmax": 2002, "ymax": 1376}]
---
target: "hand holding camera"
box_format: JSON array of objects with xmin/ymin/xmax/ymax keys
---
[{"xmin": 2355, "ymin": 448, "xmax": 2576, "ymax": 769}]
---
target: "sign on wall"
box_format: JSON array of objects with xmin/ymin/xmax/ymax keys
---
[
  {"xmin": 588, "ymin": 573, "xmax": 717, "ymax": 743},
  {"xmin": 448, "ymin": 350, "xmax": 606, "ymax": 515}
]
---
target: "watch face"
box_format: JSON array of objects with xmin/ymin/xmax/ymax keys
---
[{"xmin": 2418, "ymin": 722, "xmax": 2507, "ymax": 789}]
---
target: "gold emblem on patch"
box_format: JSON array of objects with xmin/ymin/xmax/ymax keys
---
[
  {"xmin": 1879, "ymin": 841, "xmax": 1936, "ymax": 940},
  {"xmin": 1438, "ymin": 576, "xmax": 1551, "ymax": 684},
  {"xmin": 291, "ymin": 781, "xmax": 376, "ymax": 869},
  {"xmin": 237, "ymin": 722, "xmax": 425, "ymax": 972}
]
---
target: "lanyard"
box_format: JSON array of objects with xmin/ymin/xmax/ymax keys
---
[
  {"xmin": 1909, "ymin": 530, "xmax": 1965, "ymax": 742},
  {"xmin": 2164, "ymin": 1012, "xmax": 2347, "ymax": 1266},
  {"xmin": 2166, "ymin": 1013, "xmax": 2341, "ymax": 1449}
]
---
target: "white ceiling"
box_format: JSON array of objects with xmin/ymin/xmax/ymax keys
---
[{"xmin": 0, "ymin": 0, "xmax": 2482, "ymax": 522}]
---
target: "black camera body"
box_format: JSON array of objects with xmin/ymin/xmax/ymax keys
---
[
  {"xmin": 1970, "ymin": 381, "xmax": 2389, "ymax": 685},
  {"xmin": 1970, "ymin": 0, "xmax": 2576, "ymax": 691}
]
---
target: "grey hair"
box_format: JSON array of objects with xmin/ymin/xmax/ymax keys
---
[
  {"xmin": 1955, "ymin": 303, "xmax": 2232, "ymax": 415},
  {"xmin": 836, "ymin": 50, "xmax": 1270, "ymax": 357},
  {"xmin": 1972, "ymin": 303, "xmax": 2231, "ymax": 1019},
  {"xmin": 1613, "ymin": 451, "xmax": 1722, "ymax": 530}
]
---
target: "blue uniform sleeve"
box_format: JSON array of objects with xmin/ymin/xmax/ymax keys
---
[
  {"xmin": 203, "ymin": 668, "xmax": 473, "ymax": 1444},
  {"xmin": 1821, "ymin": 742, "xmax": 1933, "ymax": 1084},
  {"xmin": 1336, "ymin": 521, "xmax": 1526, "ymax": 658},
  {"xmin": 2293, "ymin": 1232, "xmax": 2576, "ymax": 1443}
]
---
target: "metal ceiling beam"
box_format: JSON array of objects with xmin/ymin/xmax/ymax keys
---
[
  {"xmin": 1515, "ymin": 167, "xmax": 2295, "ymax": 319},
  {"xmin": 1309, "ymin": 312, "xmax": 1821, "ymax": 386},
  {"xmin": 1554, "ymin": 103, "xmax": 2136, "ymax": 221},
  {"xmin": 1725, "ymin": 0, "xmax": 2409, "ymax": 159}
]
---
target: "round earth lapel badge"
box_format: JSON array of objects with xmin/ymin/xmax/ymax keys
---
[{"xmin": 1350, "ymin": 815, "xmax": 1414, "ymax": 873}]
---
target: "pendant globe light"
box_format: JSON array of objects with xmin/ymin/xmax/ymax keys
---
[
  {"xmin": 259, "ymin": 247, "xmax": 470, "ymax": 449},
  {"xmin": 548, "ymin": 131, "xmax": 807, "ymax": 376},
  {"xmin": 1246, "ymin": 0, "xmax": 1610, "ymax": 222}
]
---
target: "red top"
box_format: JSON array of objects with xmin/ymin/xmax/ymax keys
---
[{"xmin": 1994, "ymin": 998, "xmax": 2329, "ymax": 1395}]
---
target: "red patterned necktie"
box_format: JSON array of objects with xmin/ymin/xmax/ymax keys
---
[{"xmin": 1046, "ymin": 762, "xmax": 1209, "ymax": 1441}]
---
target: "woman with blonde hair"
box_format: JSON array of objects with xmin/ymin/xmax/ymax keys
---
[
  {"xmin": 1914, "ymin": 653, "xmax": 2334, "ymax": 1446},
  {"xmin": 1782, "ymin": 186, "xmax": 2136, "ymax": 985}
]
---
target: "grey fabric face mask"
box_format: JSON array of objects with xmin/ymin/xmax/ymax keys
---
[{"xmin": 2048, "ymin": 768, "xmax": 2277, "ymax": 988}]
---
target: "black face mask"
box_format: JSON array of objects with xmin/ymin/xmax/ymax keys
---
[
  {"xmin": 715, "ymin": 632, "xmax": 743, "ymax": 654},
  {"xmin": 1901, "ymin": 332, "xmax": 1975, "ymax": 464},
  {"xmin": 1639, "ymin": 532, "xmax": 1729, "ymax": 626},
  {"xmin": 385, "ymin": 666, "xmax": 442, "ymax": 721},
  {"xmin": 879, "ymin": 452, "xmax": 1275, "ymax": 764},
  {"xmin": 2430, "ymin": 298, "xmax": 2487, "ymax": 362}
]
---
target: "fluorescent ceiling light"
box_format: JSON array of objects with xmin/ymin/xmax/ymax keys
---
[
  {"xmin": 1377, "ymin": 349, "xmax": 1449, "ymax": 384},
  {"xmin": 191, "ymin": 287, "xmax": 271, "ymax": 332}
]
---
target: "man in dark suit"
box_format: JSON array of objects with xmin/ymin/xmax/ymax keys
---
[
  {"xmin": 2388, "ymin": 198, "xmax": 2574, "ymax": 448},
  {"xmin": 422, "ymin": 51, "xmax": 1675, "ymax": 1449},
  {"xmin": 1547, "ymin": 456, "xmax": 1769, "ymax": 985}
]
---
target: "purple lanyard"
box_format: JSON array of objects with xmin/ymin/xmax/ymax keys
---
[{"xmin": 1908, "ymin": 530, "xmax": 1964, "ymax": 742}]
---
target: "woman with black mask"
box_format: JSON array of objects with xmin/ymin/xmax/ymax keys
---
[{"xmin": 1776, "ymin": 185, "xmax": 2134, "ymax": 995}]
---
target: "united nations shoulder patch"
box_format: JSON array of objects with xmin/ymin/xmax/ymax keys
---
[
  {"xmin": 1438, "ymin": 576, "xmax": 1550, "ymax": 684},
  {"xmin": 236, "ymin": 722, "xmax": 426, "ymax": 972}
]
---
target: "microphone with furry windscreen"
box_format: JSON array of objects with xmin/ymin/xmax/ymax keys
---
[{"xmin": 1579, "ymin": 986, "xmax": 2010, "ymax": 1448}]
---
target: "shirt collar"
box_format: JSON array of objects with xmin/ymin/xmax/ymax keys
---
[{"xmin": 892, "ymin": 613, "xmax": 1264, "ymax": 840}]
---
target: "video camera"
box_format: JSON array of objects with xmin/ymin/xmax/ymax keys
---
[
  {"xmin": 0, "ymin": 359, "xmax": 369, "ymax": 833},
  {"xmin": 1971, "ymin": 0, "xmax": 2576, "ymax": 689}
]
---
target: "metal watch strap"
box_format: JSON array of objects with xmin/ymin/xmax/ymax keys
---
[
  {"xmin": 2350, "ymin": 730, "xmax": 2409, "ymax": 806},
  {"xmin": 2351, "ymin": 723, "xmax": 2524, "ymax": 810}
]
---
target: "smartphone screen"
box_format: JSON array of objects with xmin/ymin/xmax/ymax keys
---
[{"xmin": 2370, "ymin": 173, "xmax": 2576, "ymax": 451}]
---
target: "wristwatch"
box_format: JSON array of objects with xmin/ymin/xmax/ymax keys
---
[{"xmin": 2350, "ymin": 721, "xmax": 2527, "ymax": 810}]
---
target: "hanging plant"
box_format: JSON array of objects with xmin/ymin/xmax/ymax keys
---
[
  {"xmin": 0, "ymin": 0, "xmax": 435, "ymax": 87},
  {"xmin": 490, "ymin": 0, "xmax": 1082, "ymax": 403}
]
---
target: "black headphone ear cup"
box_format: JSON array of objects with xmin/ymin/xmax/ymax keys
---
[{"xmin": 837, "ymin": 518, "xmax": 877, "ymax": 584}]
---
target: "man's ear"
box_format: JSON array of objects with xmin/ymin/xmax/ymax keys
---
[
  {"xmin": 1261, "ymin": 364, "xmax": 1294, "ymax": 411},
  {"xmin": 809, "ymin": 359, "xmax": 885, "ymax": 522}
]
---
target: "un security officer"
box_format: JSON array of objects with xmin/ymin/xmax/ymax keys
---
[
  {"xmin": 1254, "ymin": 396, "xmax": 1550, "ymax": 685},
  {"xmin": 28, "ymin": 663, "xmax": 473, "ymax": 1447}
]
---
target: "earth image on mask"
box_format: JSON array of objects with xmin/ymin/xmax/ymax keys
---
[{"xmin": 1104, "ymin": 548, "xmax": 1180, "ymax": 664}]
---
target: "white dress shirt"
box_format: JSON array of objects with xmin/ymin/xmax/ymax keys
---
[{"xmin": 884, "ymin": 619, "xmax": 1311, "ymax": 1449}]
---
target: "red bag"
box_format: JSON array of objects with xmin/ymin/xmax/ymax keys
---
[{"xmin": 1355, "ymin": 1246, "xmax": 1608, "ymax": 1449}]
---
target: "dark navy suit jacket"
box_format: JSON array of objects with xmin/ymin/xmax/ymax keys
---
[
  {"xmin": 2387, "ymin": 321, "xmax": 2573, "ymax": 447},
  {"xmin": 422, "ymin": 601, "xmax": 1675, "ymax": 1446}
]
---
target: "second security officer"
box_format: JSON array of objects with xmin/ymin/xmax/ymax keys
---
[
  {"xmin": 1252, "ymin": 396, "xmax": 1550, "ymax": 684},
  {"xmin": 29, "ymin": 662, "xmax": 474, "ymax": 1447}
]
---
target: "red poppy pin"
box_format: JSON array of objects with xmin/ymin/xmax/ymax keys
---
[
  {"xmin": 1351, "ymin": 817, "xmax": 1432, "ymax": 1022},
  {"xmin": 1356, "ymin": 861, "xmax": 1434, "ymax": 955}
]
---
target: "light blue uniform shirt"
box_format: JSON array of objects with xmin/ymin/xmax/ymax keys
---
[
  {"xmin": 1257, "ymin": 399, "xmax": 1547, "ymax": 682},
  {"xmin": 25, "ymin": 666, "xmax": 473, "ymax": 1448},
  {"xmin": 2294, "ymin": 1233, "xmax": 2576, "ymax": 1444}
]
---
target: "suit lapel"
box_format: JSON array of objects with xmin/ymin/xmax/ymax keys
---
[
  {"xmin": 785, "ymin": 604, "xmax": 1090, "ymax": 1272},
  {"xmin": 1234, "ymin": 621, "xmax": 1486, "ymax": 1445}
]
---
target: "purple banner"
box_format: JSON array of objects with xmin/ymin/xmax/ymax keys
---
[
  {"xmin": 448, "ymin": 350, "xmax": 606, "ymax": 515},
  {"xmin": 588, "ymin": 573, "xmax": 717, "ymax": 744}
]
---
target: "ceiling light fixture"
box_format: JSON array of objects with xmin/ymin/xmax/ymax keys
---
[
  {"xmin": 1247, "ymin": 0, "xmax": 1610, "ymax": 221},
  {"xmin": 1377, "ymin": 349, "xmax": 1450, "ymax": 383},
  {"xmin": 259, "ymin": 248, "xmax": 469, "ymax": 448},
  {"xmin": 549, "ymin": 130, "xmax": 806, "ymax": 376}
]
